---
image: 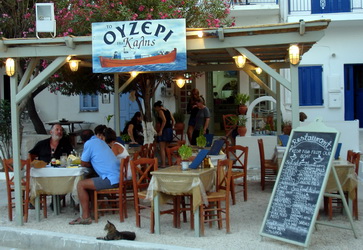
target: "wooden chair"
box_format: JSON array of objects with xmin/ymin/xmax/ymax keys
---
[
  {"xmin": 325, "ymin": 150, "xmax": 360, "ymax": 220},
  {"xmin": 134, "ymin": 142, "xmax": 157, "ymax": 159},
  {"xmin": 200, "ymin": 159, "xmax": 233, "ymax": 236},
  {"xmin": 3, "ymin": 158, "xmax": 31, "ymax": 222},
  {"xmin": 130, "ymin": 157, "xmax": 177, "ymax": 233},
  {"xmin": 257, "ymin": 139, "xmax": 278, "ymax": 191},
  {"xmin": 173, "ymin": 128, "xmax": 184, "ymax": 141},
  {"xmin": 222, "ymin": 114, "xmax": 237, "ymax": 136},
  {"xmin": 225, "ymin": 145, "xmax": 248, "ymax": 204},
  {"xmin": 166, "ymin": 145, "xmax": 181, "ymax": 166},
  {"xmin": 93, "ymin": 157, "xmax": 130, "ymax": 223}
]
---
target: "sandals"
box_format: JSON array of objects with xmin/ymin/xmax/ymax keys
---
[{"xmin": 69, "ymin": 217, "xmax": 92, "ymax": 225}]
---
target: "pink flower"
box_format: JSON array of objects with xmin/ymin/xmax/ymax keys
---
[{"xmin": 139, "ymin": 5, "xmax": 145, "ymax": 11}]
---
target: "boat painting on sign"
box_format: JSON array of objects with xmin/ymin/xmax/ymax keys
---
[
  {"xmin": 99, "ymin": 48, "xmax": 177, "ymax": 68},
  {"xmin": 92, "ymin": 19, "xmax": 186, "ymax": 73}
]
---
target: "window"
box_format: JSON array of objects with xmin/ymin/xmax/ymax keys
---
[
  {"xmin": 80, "ymin": 94, "xmax": 99, "ymax": 111},
  {"xmin": 298, "ymin": 66, "xmax": 323, "ymax": 106}
]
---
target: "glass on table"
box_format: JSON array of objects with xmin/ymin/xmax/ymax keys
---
[{"xmin": 60, "ymin": 153, "xmax": 67, "ymax": 167}]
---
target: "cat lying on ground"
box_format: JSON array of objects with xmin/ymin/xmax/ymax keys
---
[{"xmin": 96, "ymin": 220, "xmax": 136, "ymax": 241}]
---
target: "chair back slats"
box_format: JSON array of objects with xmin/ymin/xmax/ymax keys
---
[
  {"xmin": 134, "ymin": 142, "xmax": 157, "ymax": 159},
  {"xmin": 223, "ymin": 114, "xmax": 237, "ymax": 136},
  {"xmin": 216, "ymin": 159, "xmax": 233, "ymax": 192},
  {"xmin": 347, "ymin": 150, "xmax": 361, "ymax": 174},
  {"xmin": 257, "ymin": 139, "xmax": 266, "ymax": 165},
  {"xmin": 225, "ymin": 145, "xmax": 248, "ymax": 171},
  {"xmin": 131, "ymin": 158, "xmax": 158, "ymax": 191},
  {"xmin": 166, "ymin": 145, "xmax": 181, "ymax": 166}
]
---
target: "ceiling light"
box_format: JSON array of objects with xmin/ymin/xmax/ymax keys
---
[{"xmin": 233, "ymin": 55, "xmax": 246, "ymax": 68}]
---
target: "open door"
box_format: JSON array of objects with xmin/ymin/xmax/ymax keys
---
[{"xmin": 344, "ymin": 64, "xmax": 363, "ymax": 128}]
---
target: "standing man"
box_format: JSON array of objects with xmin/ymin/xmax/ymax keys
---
[
  {"xmin": 69, "ymin": 129, "xmax": 120, "ymax": 225},
  {"xmin": 29, "ymin": 123, "xmax": 73, "ymax": 163},
  {"xmin": 191, "ymin": 97, "xmax": 211, "ymax": 145}
]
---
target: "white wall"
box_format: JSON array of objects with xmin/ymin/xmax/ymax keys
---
[
  {"xmin": 296, "ymin": 21, "xmax": 363, "ymax": 124},
  {"xmin": 35, "ymin": 90, "xmax": 116, "ymax": 132}
]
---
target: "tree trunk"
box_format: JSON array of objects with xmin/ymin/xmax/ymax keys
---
[{"xmin": 27, "ymin": 94, "xmax": 47, "ymax": 134}]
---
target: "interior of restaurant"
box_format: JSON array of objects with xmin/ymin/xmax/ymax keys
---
[{"xmin": 201, "ymin": 70, "xmax": 276, "ymax": 136}]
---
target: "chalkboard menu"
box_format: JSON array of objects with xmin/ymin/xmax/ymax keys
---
[{"xmin": 260, "ymin": 127, "xmax": 339, "ymax": 247}]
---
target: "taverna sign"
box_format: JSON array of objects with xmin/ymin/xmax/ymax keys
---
[{"xmin": 92, "ymin": 19, "xmax": 187, "ymax": 73}]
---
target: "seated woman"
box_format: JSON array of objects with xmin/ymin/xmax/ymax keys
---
[
  {"xmin": 104, "ymin": 127, "xmax": 130, "ymax": 161},
  {"xmin": 122, "ymin": 111, "xmax": 144, "ymax": 145}
]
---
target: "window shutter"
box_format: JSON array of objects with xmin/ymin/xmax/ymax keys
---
[
  {"xmin": 298, "ymin": 66, "xmax": 323, "ymax": 106},
  {"xmin": 80, "ymin": 94, "xmax": 99, "ymax": 111}
]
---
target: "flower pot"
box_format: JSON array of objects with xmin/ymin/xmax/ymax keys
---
[
  {"xmin": 237, "ymin": 126, "xmax": 247, "ymax": 136},
  {"xmin": 238, "ymin": 105, "xmax": 248, "ymax": 115},
  {"xmin": 181, "ymin": 161, "xmax": 189, "ymax": 171}
]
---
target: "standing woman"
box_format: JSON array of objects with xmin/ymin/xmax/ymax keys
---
[
  {"xmin": 191, "ymin": 97, "xmax": 211, "ymax": 145},
  {"xmin": 187, "ymin": 88, "xmax": 200, "ymax": 144},
  {"xmin": 154, "ymin": 101, "xmax": 175, "ymax": 168}
]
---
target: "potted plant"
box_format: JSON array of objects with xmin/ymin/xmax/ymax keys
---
[
  {"xmin": 120, "ymin": 133, "xmax": 131, "ymax": 149},
  {"xmin": 173, "ymin": 111, "xmax": 185, "ymax": 136},
  {"xmin": 235, "ymin": 93, "xmax": 250, "ymax": 115},
  {"xmin": 178, "ymin": 144, "xmax": 193, "ymax": 170},
  {"xmin": 196, "ymin": 130, "xmax": 207, "ymax": 148},
  {"xmin": 236, "ymin": 115, "xmax": 248, "ymax": 136}
]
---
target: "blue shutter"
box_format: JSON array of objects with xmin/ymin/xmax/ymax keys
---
[
  {"xmin": 80, "ymin": 94, "xmax": 99, "ymax": 111},
  {"xmin": 298, "ymin": 66, "xmax": 323, "ymax": 106},
  {"xmin": 311, "ymin": 0, "xmax": 351, "ymax": 14}
]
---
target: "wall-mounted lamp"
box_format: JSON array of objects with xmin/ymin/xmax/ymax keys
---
[
  {"xmin": 197, "ymin": 31, "xmax": 203, "ymax": 38},
  {"xmin": 255, "ymin": 67, "xmax": 262, "ymax": 75},
  {"xmin": 233, "ymin": 55, "xmax": 246, "ymax": 68},
  {"xmin": 289, "ymin": 44, "xmax": 300, "ymax": 65},
  {"xmin": 68, "ymin": 57, "xmax": 81, "ymax": 72},
  {"xmin": 5, "ymin": 58, "xmax": 15, "ymax": 77},
  {"xmin": 130, "ymin": 71, "xmax": 138, "ymax": 77}
]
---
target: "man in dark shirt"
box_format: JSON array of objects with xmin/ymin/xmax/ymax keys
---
[{"xmin": 29, "ymin": 123, "xmax": 73, "ymax": 163}]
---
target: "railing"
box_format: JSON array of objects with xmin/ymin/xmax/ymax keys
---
[
  {"xmin": 289, "ymin": 0, "xmax": 363, "ymax": 13},
  {"xmin": 229, "ymin": 0, "xmax": 278, "ymax": 6}
]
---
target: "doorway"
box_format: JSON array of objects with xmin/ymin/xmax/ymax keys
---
[
  {"xmin": 344, "ymin": 64, "xmax": 363, "ymax": 128},
  {"xmin": 209, "ymin": 71, "xmax": 239, "ymax": 136}
]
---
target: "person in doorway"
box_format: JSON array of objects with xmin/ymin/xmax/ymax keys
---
[
  {"xmin": 69, "ymin": 128, "xmax": 120, "ymax": 225},
  {"xmin": 122, "ymin": 111, "xmax": 144, "ymax": 145},
  {"xmin": 29, "ymin": 123, "xmax": 73, "ymax": 163},
  {"xmin": 187, "ymin": 88, "xmax": 200, "ymax": 144},
  {"xmin": 191, "ymin": 97, "xmax": 211, "ymax": 145},
  {"xmin": 154, "ymin": 100, "xmax": 175, "ymax": 168}
]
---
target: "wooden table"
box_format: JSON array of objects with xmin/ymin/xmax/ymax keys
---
[
  {"xmin": 326, "ymin": 160, "xmax": 357, "ymax": 200},
  {"xmin": 30, "ymin": 166, "xmax": 86, "ymax": 221},
  {"xmin": 146, "ymin": 165, "xmax": 216, "ymax": 237}
]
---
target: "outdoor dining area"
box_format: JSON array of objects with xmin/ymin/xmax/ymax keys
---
[{"xmin": 1, "ymin": 121, "xmax": 361, "ymax": 249}]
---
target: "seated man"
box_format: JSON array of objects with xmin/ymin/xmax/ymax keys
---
[
  {"xmin": 69, "ymin": 128, "xmax": 120, "ymax": 225},
  {"xmin": 29, "ymin": 123, "xmax": 73, "ymax": 163}
]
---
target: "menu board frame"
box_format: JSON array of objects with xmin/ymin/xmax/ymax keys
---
[{"xmin": 260, "ymin": 119, "xmax": 340, "ymax": 248}]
